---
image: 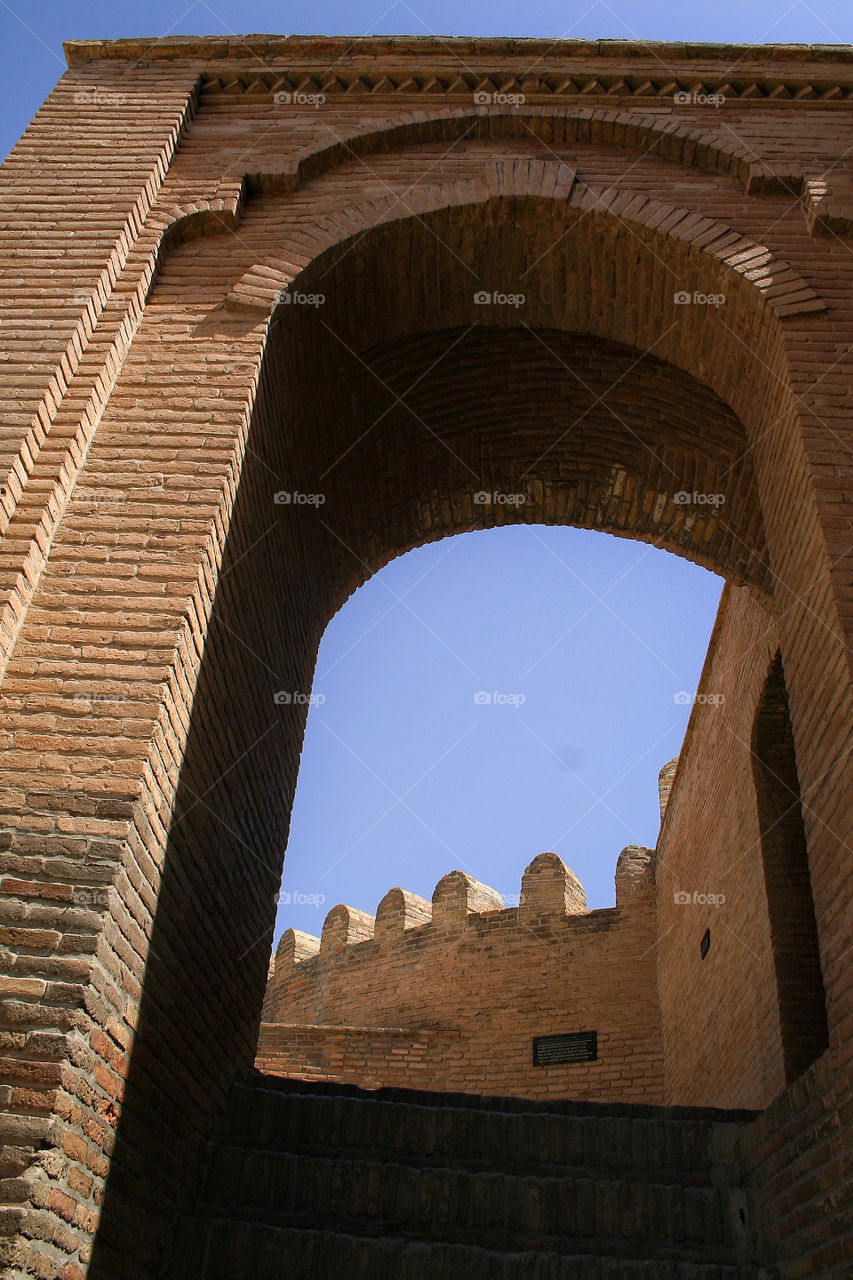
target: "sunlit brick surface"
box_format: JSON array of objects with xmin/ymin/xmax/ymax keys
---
[{"xmin": 258, "ymin": 851, "xmax": 664, "ymax": 1102}]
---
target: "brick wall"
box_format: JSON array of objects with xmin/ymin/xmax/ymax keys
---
[
  {"xmin": 258, "ymin": 850, "xmax": 664, "ymax": 1102},
  {"xmin": 656, "ymin": 583, "xmax": 834, "ymax": 1117},
  {"xmin": 738, "ymin": 1050, "xmax": 846, "ymax": 1277},
  {"xmin": 656, "ymin": 583, "xmax": 789, "ymax": 1109},
  {"xmin": 0, "ymin": 35, "xmax": 852, "ymax": 1278},
  {"xmin": 254, "ymin": 1025, "xmax": 464, "ymax": 1088}
]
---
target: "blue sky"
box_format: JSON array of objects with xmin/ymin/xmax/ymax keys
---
[
  {"xmin": 1, "ymin": 1, "xmax": 850, "ymax": 945},
  {"xmin": 285, "ymin": 528, "xmax": 722, "ymax": 929}
]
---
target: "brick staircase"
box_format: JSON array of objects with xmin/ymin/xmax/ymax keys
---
[{"xmin": 169, "ymin": 1074, "xmax": 777, "ymax": 1279}]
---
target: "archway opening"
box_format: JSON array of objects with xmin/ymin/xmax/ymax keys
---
[
  {"xmin": 256, "ymin": 522, "xmax": 725, "ymax": 1100},
  {"xmin": 752, "ymin": 653, "xmax": 829, "ymax": 1084},
  {"xmin": 273, "ymin": 524, "xmax": 723, "ymax": 941},
  {"xmin": 237, "ymin": 187, "xmax": 779, "ymax": 1099}
]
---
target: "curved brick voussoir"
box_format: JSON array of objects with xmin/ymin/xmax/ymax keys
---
[
  {"xmin": 431, "ymin": 870, "xmax": 504, "ymax": 930},
  {"xmin": 225, "ymin": 175, "xmax": 824, "ymax": 325},
  {"xmin": 519, "ymin": 851, "xmax": 587, "ymax": 917},
  {"xmin": 615, "ymin": 845, "xmax": 656, "ymax": 907},
  {"xmin": 320, "ymin": 904, "xmax": 375, "ymax": 954},
  {"xmin": 238, "ymin": 103, "xmax": 814, "ymax": 201},
  {"xmin": 374, "ymin": 887, "xmax": 432, "ymax": 942}
]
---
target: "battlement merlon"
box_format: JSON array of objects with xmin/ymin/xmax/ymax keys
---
[
  {"xmin": 431, "ymin": 870, "xmax": 504, "ymax": 930},
  {"xmin": 520, "ymin": 850, "xmax": 586, "ymax": 916},
  {"xmin": 320, "ymin": 903, "xmax": 375, "ymax": 954},
  {"xmin": 375, "ymin": 887, "xmax": 432, "ymax": 941},
  {"xmin": 275, "ymin": 839, "xmax": 660, "ymax": 979}
]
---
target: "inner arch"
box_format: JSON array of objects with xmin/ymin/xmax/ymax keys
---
[{"xmin": 269, "ymin": 318, "xmax": 769, "ymax": 604}]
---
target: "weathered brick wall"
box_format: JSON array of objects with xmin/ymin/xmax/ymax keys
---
[
  {"xmin": 0, "ymin": 66, "xmax": 200, "ymax": 680},
  {"xmin": 0, "ymin": 35, "xmax": 851, "ymax": 1279},
  {"xmin": 655, "ymin": 579, "xmax": 848, "ymax": 1270},
  {"xmin": 258, "ymin": 850, "xmax": 665, "ymax": 1102},
  {"xmin": 738, "ymin": 1050, "xmax": 844, "ymax": 1274},
  {"xmin": 253, "ymin": 1025, "xmax": 465, "ymax": 1088},
  {"xmin": 656, "ymin": 584, "xmax": 835, "ymax": 1122},
  {"xmin": 656, "ymin": 582, "xmax": 788, "ymax": 1110}
]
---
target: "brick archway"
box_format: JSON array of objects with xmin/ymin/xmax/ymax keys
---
[
  {"xmin": 72, "ymin": 182, "xmax": 843, "ymax": 1273},
  {"xmin": 250, "ymin": 104, "xmax": 806, "ymax": 195},
  {"xmin": 226, "ymin": 170, "xmax": 823, "ymax": 321},
  {"xmin": 3, "ymin": 37, "xmax": 853, "ymax": 1280}
]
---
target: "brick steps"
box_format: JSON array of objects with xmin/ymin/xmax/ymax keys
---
[
  {"xmin": 171, "ymin": 1220, "xmax": 775, "ymax": 1280},
  {"xmin": 224, "ymin": 1080, "xmax": 745, "ymax": 1184},
  {"xmin": 201, "ymin": 1147, "xmax": 746, "ymax": 1263},
  {"xmin": 167, "ymin": 1076, "xmax": 768, "ymax": 1277}
]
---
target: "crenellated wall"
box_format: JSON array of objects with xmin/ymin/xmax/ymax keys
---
[
  {"xmin": 258, "ymin": 580, "xmax": 827, "ymax": 1118},
  {"xmin": 257, "ymin": 849, "xmax": 665, "ymax": 1102}
]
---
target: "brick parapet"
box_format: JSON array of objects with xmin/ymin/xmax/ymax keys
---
[{"xmin": 259, "ymin": 851, "xmax": 663, "ymax": 1102}]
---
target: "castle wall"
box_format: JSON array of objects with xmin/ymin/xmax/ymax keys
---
[
  {"xmin": 258, "ymin": 578, "xmax": 829, "ymax": 1120},
  {"xmin": 258, "ymin": 851, "xmax": 665, "ymax": 1102},
  {"xmin": 655, "ymin": 582, "xmax": 791, "ymax": 1110}
]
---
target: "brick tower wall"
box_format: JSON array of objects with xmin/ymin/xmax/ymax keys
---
[
  {"xmin": 258, "ymin": 850, "xmax": 664, "ymax": 1102},
  {"xmin": 656, "ymin": 581, "xmax": 793, "ymax": 1110}
]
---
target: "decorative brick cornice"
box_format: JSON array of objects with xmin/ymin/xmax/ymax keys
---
[
  {"xmin": 64, "ymin": 36, "xmax": 853, "ymax": 105},
  {"xmin": 198, "ymin": 68, "xmax": 853, "ymax": 105}
]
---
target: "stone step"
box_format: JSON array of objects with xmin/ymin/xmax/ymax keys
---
[
  {"xmin": 170, "ymin": 1217, "xmax": 778, "ymax": 1280},
  {"xmin": 243, "ymin": 1074, "xmax": 757, "ymax": 1123},
  {"xmin": 202, "ymin": 1146, "xmax": 756, "ymax": 1264},
  {"xmin": 225, "ymin": 1079, "xmax": 752, "ymax": 1183}
]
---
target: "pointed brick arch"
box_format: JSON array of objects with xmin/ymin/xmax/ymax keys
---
[
  {"xmin": 4, "ymin": 37, "xmax": 853, "ymax": 1280},
  {"xmin": 247, "ymin": 105, "xmax": 804, "ymax": 197},
  {"xmin": 224, "ymin": 172, "xmax": 824, "ymax": 320}
]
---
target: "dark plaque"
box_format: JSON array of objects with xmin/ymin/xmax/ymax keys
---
[
  {"xmin": 700, "ymin": 928, "xmax": 711, "ymax": 959},
  {"xmin": 532, "ymin": 1031, "xmax": 597, "ymax": 1067}
]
